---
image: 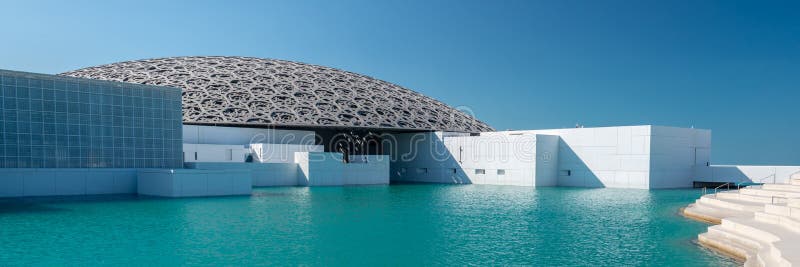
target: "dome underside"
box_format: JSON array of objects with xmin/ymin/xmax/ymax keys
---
[{"xmin": 60, "ymin": 56, "xmax": 493, "ymax": 132}]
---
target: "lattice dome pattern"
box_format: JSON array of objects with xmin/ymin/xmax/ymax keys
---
[{"xmin": 61, "ymin": 56, "xmax": 493, "ymax": 132}]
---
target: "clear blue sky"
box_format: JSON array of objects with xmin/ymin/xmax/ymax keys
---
[{"xmin": 1, "ymin": 0, "xmax": 798, "ymax": 165}]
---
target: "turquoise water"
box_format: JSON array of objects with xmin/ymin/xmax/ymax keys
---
[{"xmin": 0, "ymin": 185, "xmax": 737, "ymax": 266}]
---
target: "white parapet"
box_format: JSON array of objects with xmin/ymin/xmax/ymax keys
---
[
  {"xmin": 250, "ymin": 143, "xmax": 324, "ymax": 163},
  {"xmin": 295, "ymin": 152, "xmax": 389, "ymax": 186},
  {"xmin": 183, "ymin": 125, "xmax": 316, "ymax": 145},
  {"xmin": 183, "ymin": 144, "xmax": 249, "ymax": 163},
  {"xmin": 137, "ymin": 169, "xmax": 252, "ymax": 197},
  {"xmin": 185, "ymin": 162, "xmax": 298, "ymax": 187}
]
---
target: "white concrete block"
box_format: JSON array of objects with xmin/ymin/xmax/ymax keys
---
[
  {"xmin": 394, "ymin": 126, "xmax": 710, "ymax": 189},
  {"xmin": 614, "ymin": 171, "xmax": 629, "ymax": 186},
  {"xmin": 619, "ymin": 155, "xmax": 650, "ymax": 172},
  {"xmin": 183, "ymin": 144, "xmax": 248, "ymax": 163},
  {"xmin": 616, "ymin": 127, "xmax": 633, "ymax": 155},
  {"xmin": 628, "ymin": 172, "xmax": 648, "ymax": 189},
  {"xmin": 631, "ymin": 135, "xmax": 649, "ymax": 155},
  {"xmin": 594, "ymin": 127, "xmax": 619, "ymax": 147},
  {"xmin": 630, "ymin": 125, "xmax": 651, "ymax": 136},
  {"xmin": 138, "ymin": 169, "xmax": 252, "ymax": 197}
]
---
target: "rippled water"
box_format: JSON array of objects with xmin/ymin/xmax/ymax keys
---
[{"xmin": 0, "ymin": 184, "xmax": 737, "ymax": 266}]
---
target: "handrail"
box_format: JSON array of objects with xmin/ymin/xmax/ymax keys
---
[
  {"xmin": 754, "ymin": 169, "xmax": 800, "ymax": 185},
  {"xmin": 713, "ymin": 182, "xmax": 732, "ymax": 197},
  {"xmin": 757, "ymin": 173, "xmax": 777, "ymax": 184},
  {"xmin": 791, "ymin": 170, "xmax": 800, "ymax": 180},
  {"xmin": 772, "ymin": 195, "xmax": 789, "ymax": 204}
]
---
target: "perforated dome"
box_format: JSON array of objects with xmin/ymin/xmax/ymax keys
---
[{"xmin": 61, "ymin": 56, "xmax": 493, "ymax": 132}]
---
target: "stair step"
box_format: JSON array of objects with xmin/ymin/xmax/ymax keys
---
[
  {"xmin": 721, "ymin": 217, "xmax": 800, "ymax": 265},
  {"xmin": 703, "ymin": 225, "xmax": 782, "ymax": 267},
  {"xmin": 716, "ymin": 192, "xmax": 777, "ymax": 204},
  {"xmin": 699, "ymin": 228, "xmax": 756, "ymax": 264},
  {"xmin": 761, "ymin": 183, "xmax": 800, "ymax": 192},
  {"xmin": 721, "ymin": 217, "xmax": 781, "ymax": 243},
  {"xmin": 764, "ymin": 204, "xmax": 800, "ymax": 221},
  {"xmin": 683, "ymin": 203, "xmax": 750, "ymax": 224},
  {"xmin": 739, "ymin": 188, "xmax": 800, "ymax": 198},
  {"xmin": 699, "ymin": 195, "xmax": 765, "ymax": 212},
  {"xmin": 789, "ymin": 198, "xmax": 800, "ymax": 208},
  {"xmin": 755, "ymin": 212, "xmax": 800, "ymax": 233}
]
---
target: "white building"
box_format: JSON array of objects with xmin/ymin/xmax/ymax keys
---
[
  {"xmin": 179, "ymin": 125, "xmax": 390, "ymax": 187},
  {"xmin": 389, "ymin": 125, "xmax": 800, "ymax": 189},
  {"xmin": 4, "ymin": 57, "xmax": 792, "ymax": 199},
  {"xmin": 173, "ymin": 124, "xmax": 800, "ymax": 190}
]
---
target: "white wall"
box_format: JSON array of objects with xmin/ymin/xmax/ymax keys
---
[
  {"xmin": 250, "ymin": 143, "xmax": 324, "ymax": 163},
  {"xmin": 483, "ymin": 126, "xmax": 654, "ymax": 189},
  {"xmin": 704, "ymin": 165, "xmax": 800, "ymax": 184},
  {"xmin": 443, "ymin": 133, "xmax": 533, "ymax": 186},
  {"xmin": 137, "ymin": 169, "xmax": 252, "ymax": 197},
  {"xmin": 296, "ymin": 152, "xmax": 389, "ymax": 186},
  {"xmin": 487, "ymin": 126, "xmax": 711, "ymax": 189},
  {"xmin": 389, "ymin": 132, "xmax": 558, "ymax": 187},
  {"xmin": 649, "ymin": 126, "xmax": 712, "ymax": 188},
  {"xmin": 183, "ymin": 144, "xmax": 248, "ymax": 163},
  {"xmin": 389, "ymin": 132, "xmax": 465, "ymax": 184},
  {"xmin": 391, "ymin": 126, "xmax": 711, "ymax": 189},
  {"xmin": 344, "ymin": 155, "xmax": 390, "ymax": 185},
  {"xmin": 183, "ymin": 125, "xmax": 316, "ymax": 145},
  {"xmin": 535, "ymin": 135, "xmax": 560, "ymax": 186},
  {"xmin": 185, "ymin": 162, "xmax": 299, "ymax": 187},
  {"xmin": 0, "ymin": 168, "xmax": 139, "ymax": 197}
]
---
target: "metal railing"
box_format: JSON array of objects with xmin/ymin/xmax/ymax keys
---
[
  {"xmin": 771, "ymin": 195, "xmax": 789, "ymax": 204},
  {"xmin": 757, "ymin": 173, "xmax": 777, "ymax": 184},
  {"xmin": 791, "ymin": 170, "xmax": 800, "ymax": 181},
  {"xmin": 702, "ymin": 182, "xmax": 736, "ymax": 197},
  {"xmin": 753, "ymin": 170, "xmax": 800, "ymax": 185},
  {"xmin": 714, "ymin": 182, "xmax": 732, "ymax": 197}
]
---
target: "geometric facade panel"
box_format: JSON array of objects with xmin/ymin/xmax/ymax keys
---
[
  {"xmin": 61, "ymin": 56, "xmax": 493, "ymax": 133},
  {"xmin": 0, "ymin": 69, "xmax": 183, "ymax": 168}
]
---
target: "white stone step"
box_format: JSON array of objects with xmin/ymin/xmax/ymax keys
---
[
  {"xmin": 721, "ymin": 217, "xmax": 781, "ymax": 244},
  {"xmin": 716, "ymin": 192, "xmax": 778, "ymax": 204},
  {"xmin": 699, "ymin": 194, "xmax": 765, "ymax": 212},
  {"xmin": 721, "ymin": 217, "xmax": 800, "ymax": 265},
  {"xmin": 703, "ymin": 225, "xmax": 783, "ymax": 267},
  {"xmin": 739, "ymin": 187, "xmax": 800, "ymax": 198},
  {"xmin": 683, "ymin": 202, "xmax": 751, "ymax": 224},
  {"xmin": 765, "ymin": 204, "xmax": 800, "ymax": 221},
  {"xmin": 789, "ymin": 198, "xmax": 800, "ymax": 209},
  {"xmin": 761, "ymin": 183, "xmax": 800, "ymax": 192},
  {"xmin": 755, "ymin": 211, "xmax": 800, "ymax": 233},
  {"xmin": 699, "ymin": 228, "xmax": 757, "ymax": 265},
  {"xmin": 790, "ymin": 178, "xmax": 800, "ymax": 186}
]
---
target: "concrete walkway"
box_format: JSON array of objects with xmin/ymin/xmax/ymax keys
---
[{"xmin": 684, "ymin": 175, "xmax": 800, "ymax": 267}]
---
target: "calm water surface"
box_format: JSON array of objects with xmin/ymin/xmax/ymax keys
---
[{"xmin": 0, "ymin": 184, "xmax": 737, "ymax": 266}]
